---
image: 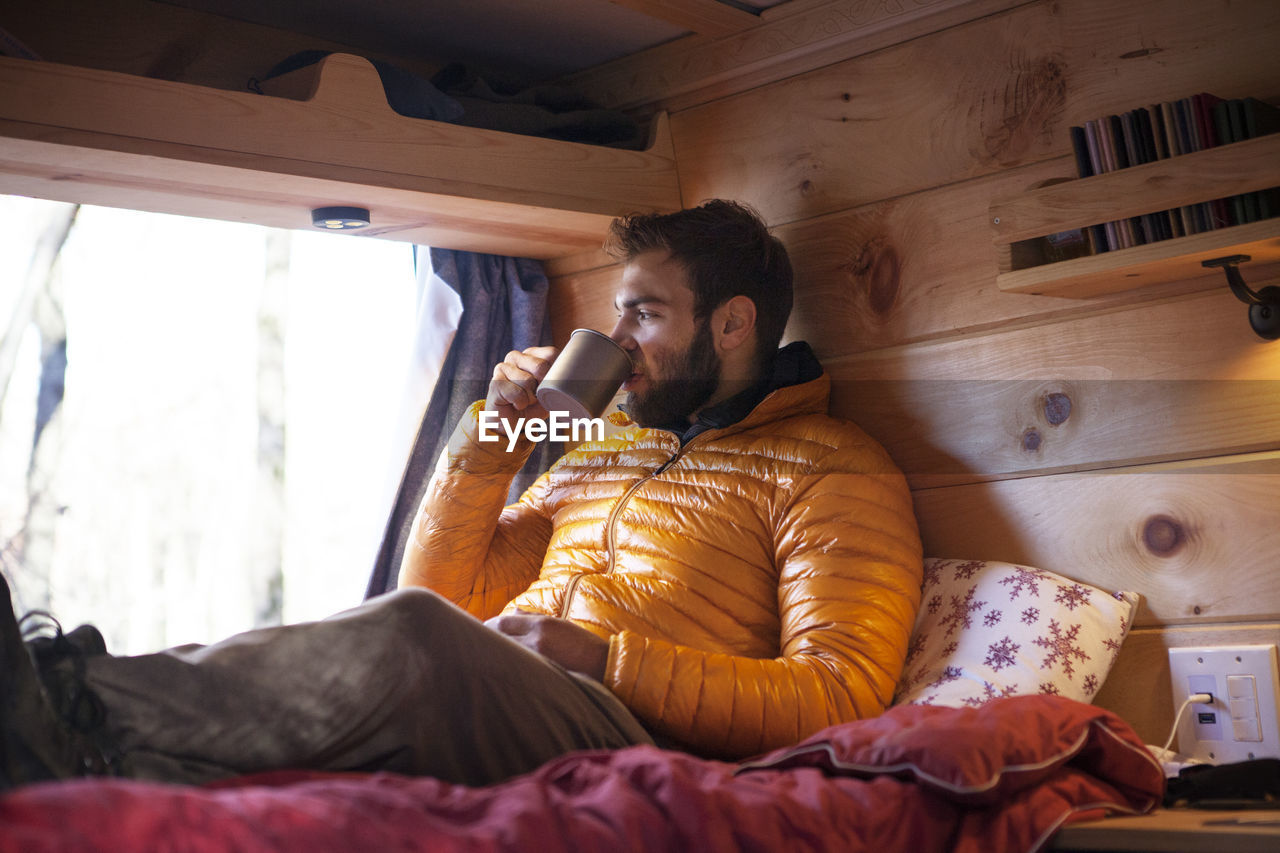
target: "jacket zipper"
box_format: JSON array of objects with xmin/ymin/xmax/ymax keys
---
[
  {"xmin": 558, "ymin": 443, "xmax": 686, "ymax": 618},
  {"xmin": 559, "ymin": 573, "xmax": 584, "ymax": 618}
]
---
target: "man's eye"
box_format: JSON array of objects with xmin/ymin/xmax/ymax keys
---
[{"xmin": 637, "ymin": 311, "xmax": 654, "ymax": 321}]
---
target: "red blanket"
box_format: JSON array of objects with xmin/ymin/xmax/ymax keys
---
[{"xmin": 0, "ymin": 695, "xmax": 1163, "ymax": 853}]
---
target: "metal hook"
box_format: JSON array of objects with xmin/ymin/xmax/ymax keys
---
[{"xmin": 1202, "ymin": 254, "xmax": 1280, "ymax": 341}]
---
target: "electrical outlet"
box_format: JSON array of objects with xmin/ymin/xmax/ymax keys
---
[{"xmin": 1167, "ymin": 645, "xmax": 1280, "ymax": 764}]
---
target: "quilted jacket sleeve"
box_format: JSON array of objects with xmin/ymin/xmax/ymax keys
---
[
  {"xmin": 605, "ymin": 439, "xmax": 923, "ymax": 760},
  {"xmin": 398, "ymin": 401, "xmax": 554, "ymax": 620}
]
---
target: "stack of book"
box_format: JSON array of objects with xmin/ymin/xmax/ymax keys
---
[{"xmin": 1068, "ymin": 94, "xmax": 1280, "ymax": 256}]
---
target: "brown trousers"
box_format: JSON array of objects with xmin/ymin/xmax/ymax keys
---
[{"xmin": 83, "ymin": 588, "xmax": 653, "ymax": 786}]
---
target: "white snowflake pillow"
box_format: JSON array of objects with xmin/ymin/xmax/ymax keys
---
[{"xmin": 892, "ymin": 558, "xmax": 1140, "ymax": 708}]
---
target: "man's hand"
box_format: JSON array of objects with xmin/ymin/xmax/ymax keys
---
[
  {"xmin": 485, "ymin": 346, "xmax": 557, "ymax": 430},
  {"xmin": 486, "ymin": 611, "xmax": 609, "ymax": 682}
]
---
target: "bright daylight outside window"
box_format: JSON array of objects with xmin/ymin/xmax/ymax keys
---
[{"xmin": 0, "ymin": 195, "xmax": 425, "ymax": 656}]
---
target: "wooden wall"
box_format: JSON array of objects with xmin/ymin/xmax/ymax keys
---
[{"xmin": 546, "ymin": 0, "xmax": 1280, "ymax": 743}]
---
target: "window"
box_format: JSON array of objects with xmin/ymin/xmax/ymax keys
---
[{"xmin": 1, "ymin": 196, "xmax": 425, "ymax": 654}]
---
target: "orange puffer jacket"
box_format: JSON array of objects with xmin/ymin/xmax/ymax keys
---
[{"xmin": 400, "ymin": 372, "xmax": 923, "ymax": 760}]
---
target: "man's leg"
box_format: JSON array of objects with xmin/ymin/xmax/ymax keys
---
[{"xmin": 85, "ymin": 588, "xmax": 653, "ymax": 786}]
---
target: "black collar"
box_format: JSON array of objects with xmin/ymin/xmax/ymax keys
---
[{"xmin": 666, "ymin": 341, "xmax": 822, "ymax": 444}]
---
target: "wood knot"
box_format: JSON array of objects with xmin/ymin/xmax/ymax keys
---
[
  {"xmin": 866, "ymin": 245, "xmax": 901, "ymax": 316},
  {"xmin": 981, "ymin": 55, "xmax": 1066, "ymax": 165},
  {"xmin": 799, "ymin": 179, "xmax": 814, "ymax": 193},
  {"xmin": 1043, "ymin": 392, "xmax": 1072, "ymax": 426},
  {"xmin": 846, "ymin": 238, "xmax": 901, "ymax": 318},
  {"xmin": 1143, "ymin": 515, "xmax": 1185, "ymax": 557},
  {"xmin": 1022, "ymin": 428, "xmax": 1042, "ymax": 452}
]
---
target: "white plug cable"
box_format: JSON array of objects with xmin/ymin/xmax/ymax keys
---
[{"xmin": 1162, "ymin": 692, "xmax": 1214, "ymax": 754}]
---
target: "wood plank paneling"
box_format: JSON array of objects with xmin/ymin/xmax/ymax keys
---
[
  {"xmin": 825, "ymin": 290, "xmax": 1280, "ymax": 484},
  {"xmin": 773, "ymin": 157, "xmax": 1224, "ymax": 355},
  {"xmin": 0, "ymin": 55, "xmax": 681, "ymax": 218},
  {"xmin": 562, "ymin": 0, "xmax": 1024, "ymax": 112},
  {"xmin": 0, "ymin": 54, "xmax": 682, "ymax": 257},
  {"xmin": 543, "ymin": 249, "xmax": 615, "ymax": 280},
  {"xmin": 547, "ymin": 264, "xmax": 624, "ymax": 344},
  {"xmin": 911, "ymin": 453, "xmax": 1280, "ymax": 628},
  {"xmin": 673, "ymin": 0, "xmax": 1062, "ymax": 221},
  {"xmin": 836, "ymin": 376, "xmax": 1280, "ymax": 487},
  {"xmin": 606, "ymin": 0, "xmax": 760, "ymax": 36},
  {"xmin": 671, "ymin": 0, "xmax": 1280, "ymax": 226},
  {"xmin": 0, "ymin": 134, "xmax": 612, "ymax": 258}
]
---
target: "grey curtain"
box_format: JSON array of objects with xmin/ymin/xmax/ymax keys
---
[{"xmin": 364, "ymin": 248, "xmax": 560, "ymax": 599}]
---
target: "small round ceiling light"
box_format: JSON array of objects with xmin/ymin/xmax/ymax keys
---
[{"xmin": 311, "ymin": 206, "xmax": 371, "ymax": 230}]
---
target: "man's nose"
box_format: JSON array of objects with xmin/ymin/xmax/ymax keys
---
[{"xmin": 608, "ymin": 320, "xmax": 634, "ymax": 351}]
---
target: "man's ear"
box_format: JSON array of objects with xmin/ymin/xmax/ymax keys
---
[{"xmin": 712, "ymin": 295, "xmax": 757, "ymax": 353}]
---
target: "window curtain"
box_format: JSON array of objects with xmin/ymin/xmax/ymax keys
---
[{"xmin": 364, "ymin": 248, "xmax": 560, "ymax": 599}]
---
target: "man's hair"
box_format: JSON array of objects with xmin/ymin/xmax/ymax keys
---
[{"xmin": 603, "ymin": 199, "xmax": 793, "ymax": 370}]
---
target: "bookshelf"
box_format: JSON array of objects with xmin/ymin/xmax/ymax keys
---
[
  {"xmin": 0, "ymin": 53, "xmax": 681, "ymax": 259},
  {"xmin": 990, "ymin": 133, "xmax": 1280, "ymax": 299}
]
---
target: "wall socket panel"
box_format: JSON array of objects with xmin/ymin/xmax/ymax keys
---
[{"xmin": 1167, "ymin": 644, "xmax": 1280, "ymax": 764}]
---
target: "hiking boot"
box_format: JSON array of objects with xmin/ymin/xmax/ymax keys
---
[
  {"xmin": 22, "ymin": 612, "xmax": 112, "ymax": 741},
  {"xmin": 28, "ymin": 622, "xmax": 108, "ymax": 664},
  {"xmin": 0, "ymin": 573, "xmax": 109, "ymax": 790}
]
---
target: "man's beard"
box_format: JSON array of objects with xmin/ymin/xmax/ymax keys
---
[{"xmin": 622, "ymin": 321, "xmax": 720, "ymax": 428}]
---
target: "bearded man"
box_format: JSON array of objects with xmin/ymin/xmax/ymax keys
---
[
  {"xmin": 2, "ymin": 200, "xmax": 921, "ymax": 791},
  {"xmin": 398, "ymin": 200, "xmax": 923, "ymax": 765}
]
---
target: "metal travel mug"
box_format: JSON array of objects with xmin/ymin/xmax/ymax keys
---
[{"xmin": 535, "ymin": 329, "xmax": 632, "ymax": 421}]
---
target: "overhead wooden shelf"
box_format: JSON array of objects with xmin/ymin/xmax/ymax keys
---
[
  {"xmin": 0, "ymin": 53, "xmax": 682, "ymax": 258},
  {"xmin": 990, "ymin": 133, "xmax": 1280, "ymax": 299}
]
